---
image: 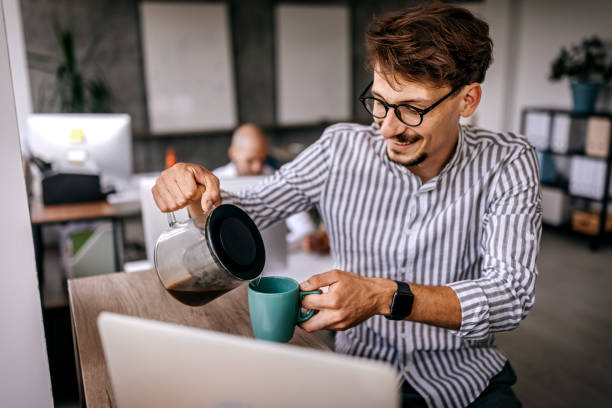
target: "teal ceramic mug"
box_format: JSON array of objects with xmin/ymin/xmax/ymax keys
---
[{"xmin": 248, "ymin": 276, "xmax": 320, "ymax": 343}]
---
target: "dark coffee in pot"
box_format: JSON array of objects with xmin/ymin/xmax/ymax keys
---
[{"xmin": 166, "ymin": 276, "xmax": 231, "ymax": 307}]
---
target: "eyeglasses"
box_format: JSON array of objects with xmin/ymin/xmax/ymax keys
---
[{"xmin": 359, "ymin": 80, "xmax": 461, "ymax": 127}]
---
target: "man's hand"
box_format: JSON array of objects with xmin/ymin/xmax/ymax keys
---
[
  {"xmin": 152, "ymin": 163, "xmax": 222, "ymax": 217},
  {"xmin": 298, "ymin": 270, "xmax": 396, "ymax": 332},
  {"xmin": 301, "ymin": 228, "xmax": 330, "ymax": 254}
]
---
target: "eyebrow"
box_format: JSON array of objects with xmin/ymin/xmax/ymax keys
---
[{"xmin": 371, "ymin": 89, "xmax": 428, "ymax": 105}]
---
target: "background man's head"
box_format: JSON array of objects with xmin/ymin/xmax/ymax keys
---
[{"xmin": 229, "ymin": 123, "xmax": 268, "ymax": 176}]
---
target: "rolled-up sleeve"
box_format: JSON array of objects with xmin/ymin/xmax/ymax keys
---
[
  {"xmin": 227, "ymin": 129, "xmax": 333, "ymax": 230},
  {"xmin": 448, "ymin": 146, "xmax": 542, "ymax": 340}
]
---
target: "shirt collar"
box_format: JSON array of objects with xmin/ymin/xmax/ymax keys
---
[
  {"xmin": 416, "ymin": 124, "xmax": 465, "ymax": 190},
  {"xmin": 438, "ymin": 124, "xmax": 464, "ymax": 177}
]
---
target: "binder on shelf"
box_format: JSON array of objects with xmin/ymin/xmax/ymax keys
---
[
  {"xmin": 541, "ymin": 186, "xmax": 571, "ymax": 226},
  {"xmin": 524, "ymin": 111, "xmax": 550, "ymax": 150},
  {"xmin": 538, "ymin": 152, "xmax": 557, "ymax": 184},
  {"xmin": 572, "ymin": 210, "xmax": 612, "ymax": 236},
  {"xmin": 569, "ymin": 156, "xmax": 612, "ymax": 200},
  {"xmin": 538, "ymin": 152, "xmax": 571, "ymax": 186},
  {"xmin": 550, "ymin": 114, "xmax": 586, "ymax": 154},
  {"xmin": 552, "ymin": 155, "xmax": 571, "ymax": 186},
  {"xmin": 585, "ymin": 117, "xmax": 611, "ymax": 158}
]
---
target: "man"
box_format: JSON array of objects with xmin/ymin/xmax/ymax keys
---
[
  {"xmin": 213, "ymin": 123, "xmax": 319, "ymax": 246},
  {"xmin": 213, "ymin": 123, "xmax": 272, "ymax": 178},
  {"xmin": 152, "ymin": 3, "xmax": 540, "ymax": 407}
]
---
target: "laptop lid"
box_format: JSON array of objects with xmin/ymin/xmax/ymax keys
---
[{"xmin": 98, "ymin": 312, "xmax": 399, "ymax": 408}]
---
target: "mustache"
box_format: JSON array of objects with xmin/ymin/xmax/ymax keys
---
[{"xmin": 392, "ymin": 132, "xmax": 421, "ymax": 143}]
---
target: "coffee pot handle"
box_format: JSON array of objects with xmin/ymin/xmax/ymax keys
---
[{"xmin": 166, "ymin": 212, "xmax": 178, "ymax": 227}]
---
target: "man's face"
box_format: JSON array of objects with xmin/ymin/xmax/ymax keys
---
[
  {"xmin": 371, "ymin": 71, "xmax": 462, "ymax": 170},
  {"xmin": 230, "ymin": 144, "xmax": 268, "ymax": 176}
]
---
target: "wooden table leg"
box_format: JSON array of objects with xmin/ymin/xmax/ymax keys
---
[
  {"xmin": 112, "ymin": 218, "xmax": 122, "ymax": 272},
  {"xmin": 32, "ymin": 223, "xmax": 45, "ymax": 302}
]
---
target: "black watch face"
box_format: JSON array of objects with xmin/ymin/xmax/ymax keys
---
[
  {"xmin": 391, "ymin": 283, "xmax": 414, "ymax": 318},
  {"xmin": 394, "ymin": 293, "xmax": 413, "ymax": 315}
]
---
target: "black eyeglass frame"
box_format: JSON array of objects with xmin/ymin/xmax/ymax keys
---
[{"xmin": 358, "ymin": 80, "xmax": 462, "ymax": 127}]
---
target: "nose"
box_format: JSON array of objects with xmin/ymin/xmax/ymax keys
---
[{"xmin": 379, "ymin": 109, "xmax": 407, "ymax": 139}]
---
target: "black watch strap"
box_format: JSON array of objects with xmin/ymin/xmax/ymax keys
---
[{"xmin": 386, "ymin": 280, "xmax": 414, "ymax": 320}]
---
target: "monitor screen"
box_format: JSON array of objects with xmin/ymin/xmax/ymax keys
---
[{"xmin": 27, "ymin": 114, "xmax": 133, "ymax": 187}]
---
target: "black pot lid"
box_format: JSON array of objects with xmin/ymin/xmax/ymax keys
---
[{"xmin": 205, "ymin": 204, "xmax": 265, "ymax": 280}]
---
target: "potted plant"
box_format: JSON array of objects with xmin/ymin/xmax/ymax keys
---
[
  {"xmin": 28, "ymin": 23, "xmax": 112, "ymax": 113},
  {"xmin": 549, "ymin": 36, "xmax": 612, "ymax": 113}
]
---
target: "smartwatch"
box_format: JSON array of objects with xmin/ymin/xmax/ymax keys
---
[{"xmin": 385, "ymin": 281, "xmax": 414, "ymax": 320}]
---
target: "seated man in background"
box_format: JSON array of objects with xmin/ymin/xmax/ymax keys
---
[
  {"xmin": 214, "ymin": 123, "xmax": 327, "ymax": 251},
  {"xmin": 213, "ymin": 123, "xmax": 273, "ymax": 178}
]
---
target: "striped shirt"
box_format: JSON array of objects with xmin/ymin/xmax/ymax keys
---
[{"xmin": 231, "ymin": 122, "xmax": 541, "ymax": 407}]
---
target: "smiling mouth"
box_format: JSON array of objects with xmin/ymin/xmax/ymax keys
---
[
  {"xmin": 394, "ymin": 140, "xmax": 417, "ymax": 146},
  {"xmin": 391, "ymin": 136, "xmax": 421, "ymax": 147}
]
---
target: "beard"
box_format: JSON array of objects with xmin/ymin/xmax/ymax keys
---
[
  {"xmin": 402, "ymin": 152, "xmax": 428, "ymax": 166},
  {"xmin": 387, "ymin": 132, "xmax": 428, "ymax": 167}
]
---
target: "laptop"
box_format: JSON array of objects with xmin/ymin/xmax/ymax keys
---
[{"xmin": 98, "ymin": 312, "xmax": 399, "ymax": 408}]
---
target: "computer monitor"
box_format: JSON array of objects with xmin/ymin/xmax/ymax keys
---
[{"xmin": 27, "ymin": 113, "xmax": 133, "ymax": 186}]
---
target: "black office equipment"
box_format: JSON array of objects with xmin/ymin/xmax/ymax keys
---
[{"xmin": 41, "ymin": 172, "xmax": 105, "ymax": 205}]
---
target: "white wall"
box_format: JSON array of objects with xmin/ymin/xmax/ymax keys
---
[
  {"xmin": 2, "ymin": 0, "xmax": 32, "ymax": 154},
  {"xmin": 464, "ymin": 0, "xmax": 515, "ymax": 133},
  {"xmin": 0, "ymin": 2, "xmax": 53, "ymax": 407},
  {"xmin": 466, "ymin": 0, "xmax": 612, "ymax": 134},
  {"xmin": 511, "ymin": 0, "xmax": 612, "ymax": 132},
  {"xmin": 276, "ymin": 5, "xmax": 351, "ymax": 125},
  {"xmin": 140, "ymin": 2, "xmax": 237, "ymax": 133}
]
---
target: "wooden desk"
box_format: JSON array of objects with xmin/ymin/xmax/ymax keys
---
[
  {"xmin": 68, "ymin": 269, "xmax": 330, "ymax": 407},
  {"xmin": 30, "ymin": 201, "xmax": 122, "ymax": 301},
  {"xmin": 30, "ymin": 201, "xmax": 117, "ymax": 224}
]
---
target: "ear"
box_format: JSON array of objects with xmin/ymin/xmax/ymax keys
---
[
  {"xmin": 228, "ymin": 146, "xmax": 235, "ymax": 161},
  {"xmin": 459, "ymin": 83, "xmax": 482, "ymax": 118}
]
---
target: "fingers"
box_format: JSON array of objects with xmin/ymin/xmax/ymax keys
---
[
  {"xmin": 298, "ymin": 270, "xmax": 379, "ymax": 332},
  {"xmin": 299, "ymin": 311, "xmax": 331, "ymax": 332},
  {"xmin": 190, "ymin": 166, "xmax": 222, "ymax": 210},
  {"xmin": 151, "ymin": 183, "xmax": 174, "ymax": 213},
  {"xmin": 177, "ymin": 168, "xmax": 199, "ymax": 200},
  {"xmin": 300, "ymin": 270, "xmax": 341, "ymax": 291},
  {"xmin": 301, "ymin": 292, "xmax": 338, "ymax": 310},
  {"xmin": 151, "ymin": 163, "xmax": 217, "ymax": 213},
  {"xmin": 164, "ymin": 177, "xmax": 188, "ymax": 209},
  {"xmin": 299, "ymin": 310, "xmax": 354, "ymax": 332},
  {"xmin": 302, "ymin": 231, "xmax": 330, "ymax": 254}
]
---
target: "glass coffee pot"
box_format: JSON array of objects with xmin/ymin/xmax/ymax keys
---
[{"xmin": 154, "ymin": 204, "xmax": 266, "ymax": 306}]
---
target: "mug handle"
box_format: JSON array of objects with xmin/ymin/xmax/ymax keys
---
[{"xmin": 297, "ymin": 290, "xmax": 322, "ymax": 323}]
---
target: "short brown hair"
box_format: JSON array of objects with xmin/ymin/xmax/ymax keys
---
[{"xmin": 365, "ymin": 2, "xmax": 493, "ymax": 88}]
